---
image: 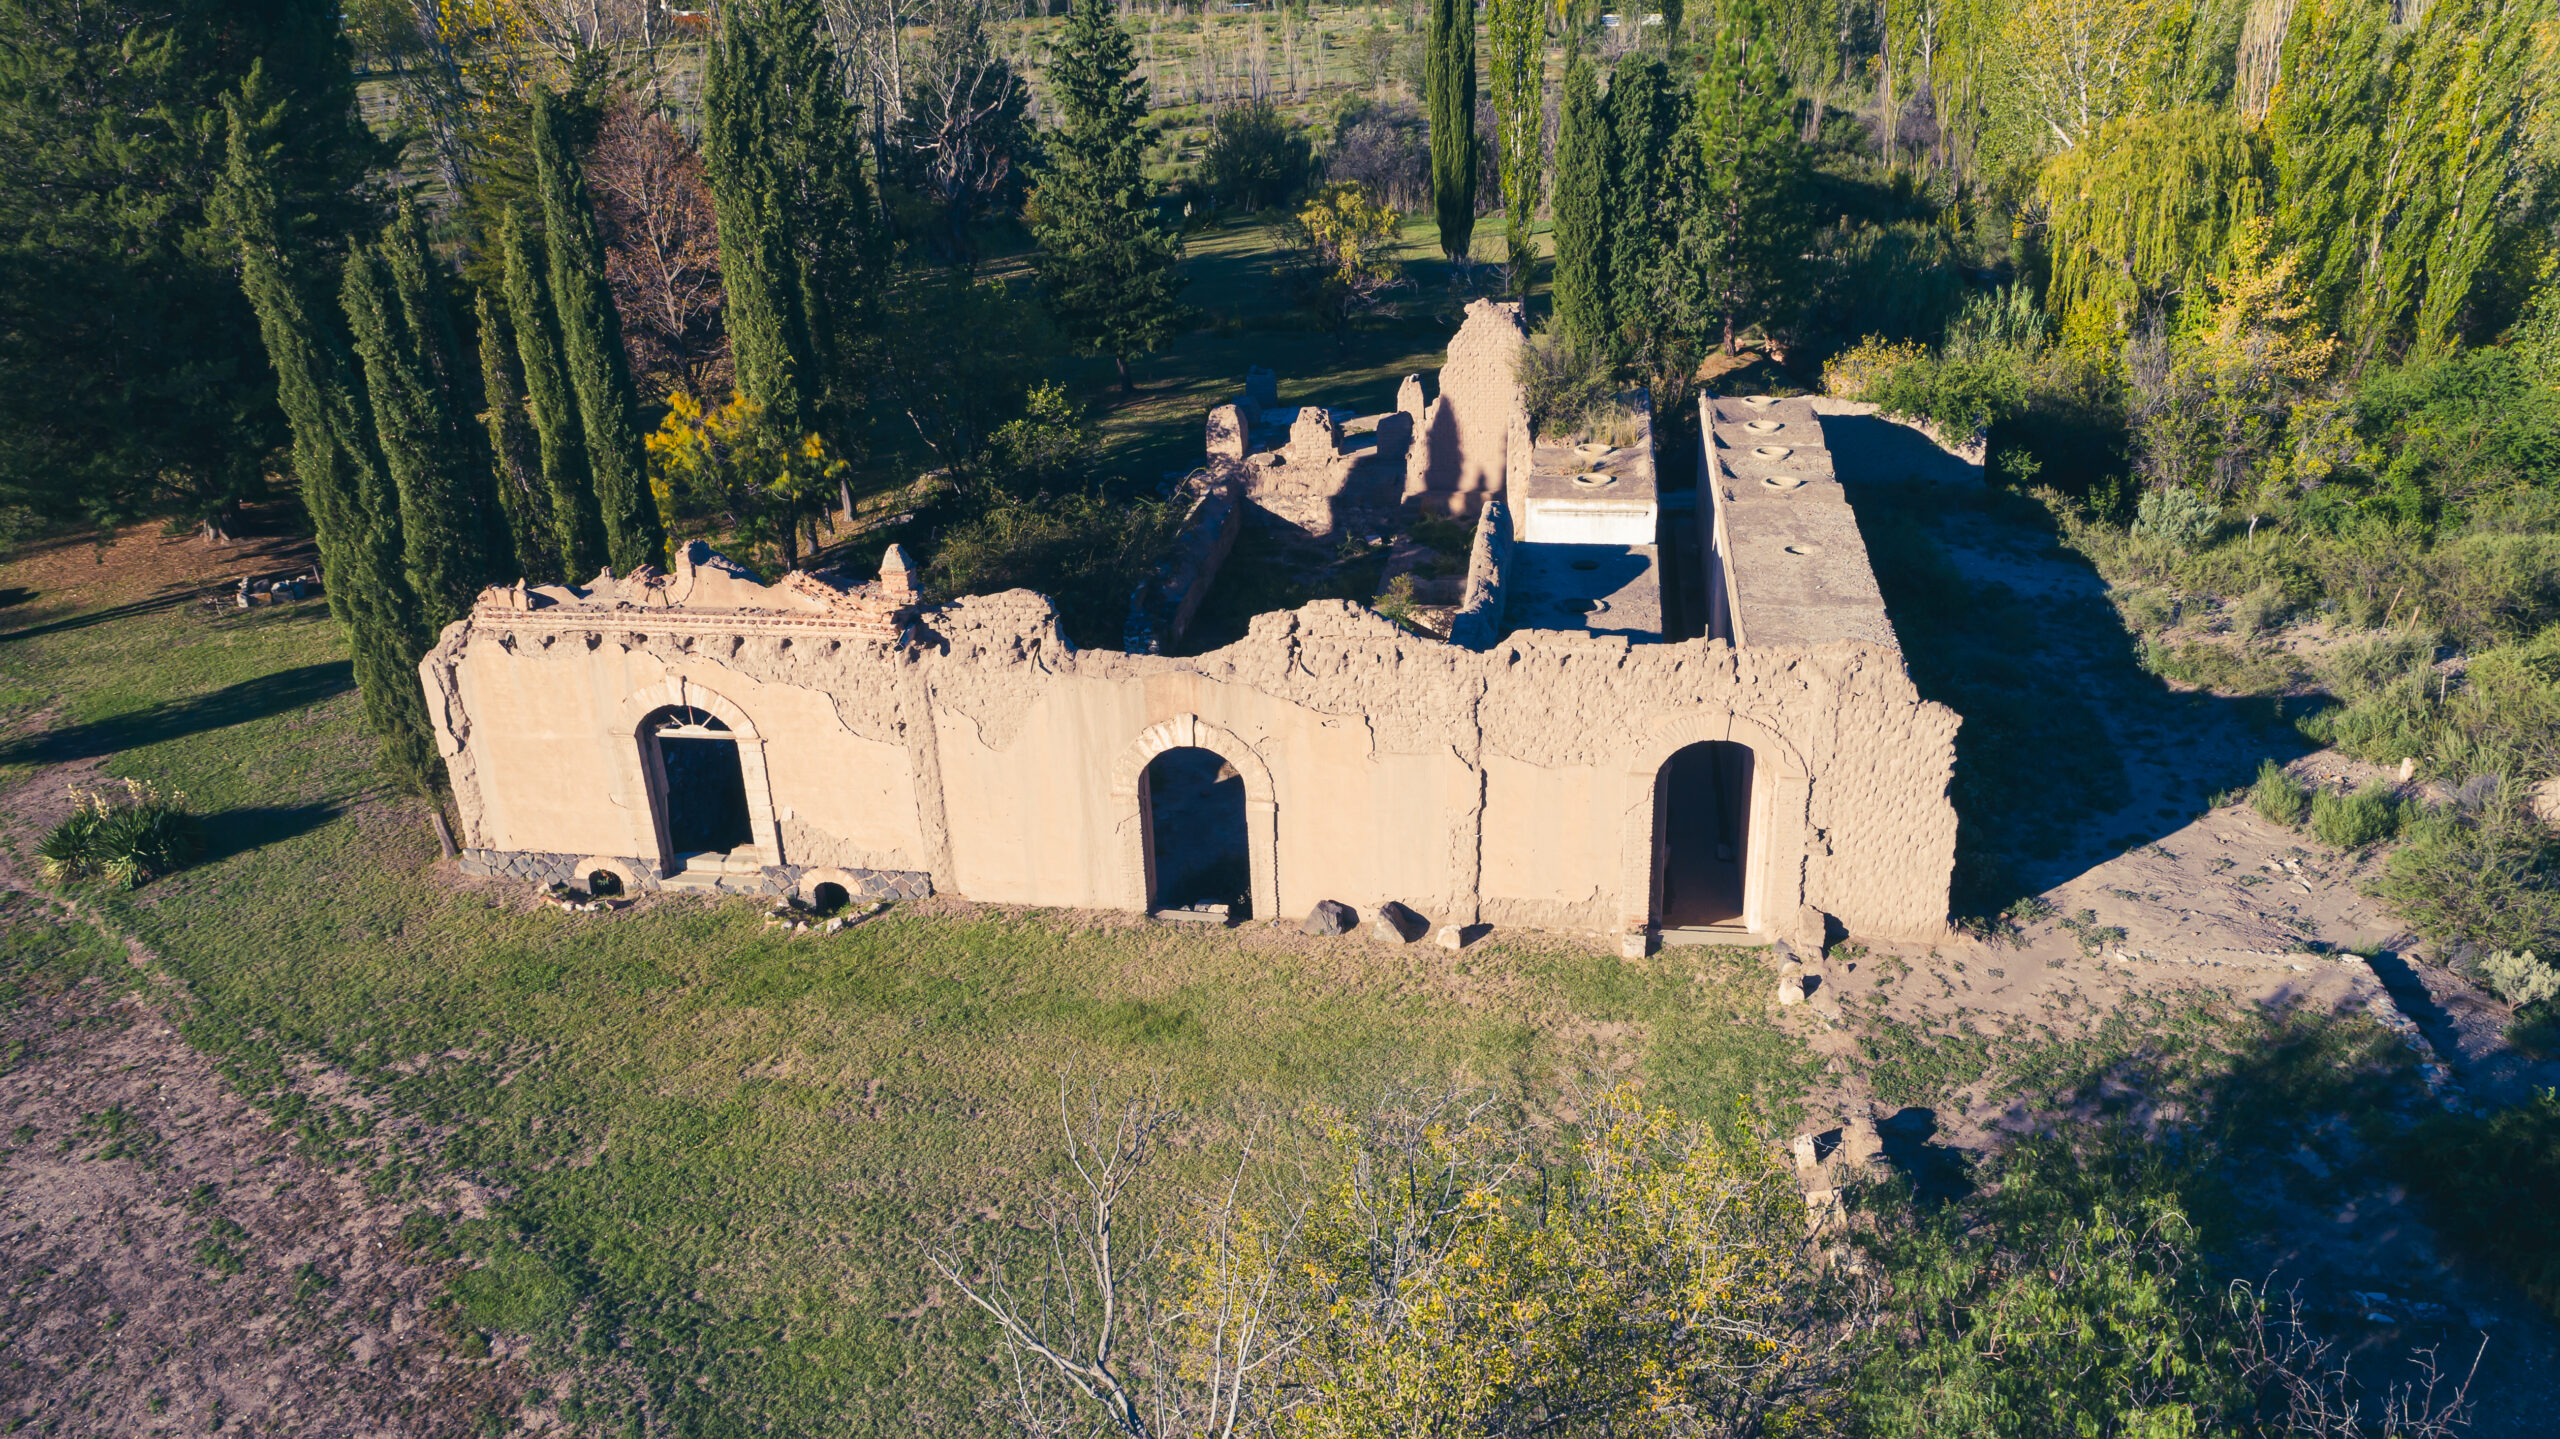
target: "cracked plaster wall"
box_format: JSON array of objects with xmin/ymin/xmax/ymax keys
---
[{"xmin": 429, "ymin": 585, "xmax": 1958, "ymax": 942}]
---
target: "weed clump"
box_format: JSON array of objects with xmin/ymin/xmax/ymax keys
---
[
  {"xmin": 2308, "ymin": 782, "xmax": 2400, "ymax": 849},
  {"xmin": 36, "ymin": 778, "xmax": 201, "ymax": 888},
  {"xmin": 2248, "ymin": 761, "xmax": 2311, "ymax": 827}
]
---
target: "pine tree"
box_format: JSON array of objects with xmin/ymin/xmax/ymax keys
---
[
  {"xmin": 343, "ymin": 203, "xmax": 509, "ymax": 633},
  {"xmin": 0, "ymin": 0, "xmax": 385, "ymax": 531},
  {"xmin": 1604, "ymin": 58, "xmax": 1676, "ymax": 348},
  {"xmin": 1028, "ymin": 0, "xmax": 1188, "ymax": 392},
  {"xmin": 474, "ymin": 289, "xmax": 560, "ymax": 585},
  {"xmin": 531, "ymin": 87, "xmax": 665, "ymax": 574},
  {"xmin": 1487, "ymin": 0, "xmax": 1543, "ymax": 285},
  {"xmin": 702, "ymin": 0, "xmax": 879, "ymax": 437},
  {"xmin": 1551, "ymin": 49, "xmax": 1613, "ymax": 346},
  {"xmin": 1425, "ymin": 0, "xmax": 1479, "ymax": 260},
  {"xmin": 500, "ymin": 205, "xmax": 607, "ymax": 577},
  {"xmin": 1662, "ymin": 0, "xmax": 1808, "ymax": 354},
  {"xmin": 212, "ymin": 85, "xmax": 436, "ymax": 787}
]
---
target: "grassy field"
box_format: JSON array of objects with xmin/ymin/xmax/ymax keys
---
[{"xmin": 0, "ymin": 536, "xmax": 1811, "ymax": 1435}]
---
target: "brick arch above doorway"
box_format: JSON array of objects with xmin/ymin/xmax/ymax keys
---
[{"xmin": 1108, "ymin": 714, "xmax": 1280, "ymax": 920}]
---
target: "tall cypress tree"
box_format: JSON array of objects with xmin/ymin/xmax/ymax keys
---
[
  {"xmin": 702, "ymin": 0, "xmax": 878, "ymax": 438},
  {"xmin": 474, "ymin": 289, "xmax": 560, "ymax": 586},
  {"xmin": 1028, "ymin": 0, "xmax": 1188, "ymax": 393},
  {"xmin": 531, "ymin": 87, "xmax": 664, "ymax": 574},
  {"xmin": 500, "ymin": 205, "xmax": 607, "ymax": 577},
  {"xmin": 1551, "ymin": 49, "xmax": 1612, "ymax": 345},
  {"xmin": 1605, "ymin": 58, "xmax": 1677, "ymax": 348},
  {"xmin": 1425, "ymin": 0, "xmax": 1479, "ymax": 260},
  {"xmin": 343, "ymin": 203, "xmax": 509, "ymax": 633},
  {"xmin": 212, "ymin": 84, "xmax": 435, "ymax": 787}
]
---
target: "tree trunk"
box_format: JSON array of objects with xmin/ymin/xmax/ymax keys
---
[{"xmin": 1116, "ymin": 352, "xmax": 1134, "ymax": 394}]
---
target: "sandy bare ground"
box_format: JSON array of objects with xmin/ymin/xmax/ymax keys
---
[{"xmin": 0, "ymin": 911, "xmax": 543, "ymax": 1437}]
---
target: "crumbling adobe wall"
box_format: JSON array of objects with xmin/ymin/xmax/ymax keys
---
[
  {"xmin": 1404, "ymin": 299, "xmax": 1527, "ymax": 515},
  {"xmin": 429, "ymin": 572, "xmax": 1959, "ymax": 942}
]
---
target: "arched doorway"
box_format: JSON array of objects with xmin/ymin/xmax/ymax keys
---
[
  {"xmin": 1109, "ymin": 715, "xmax": 1280, "ymax": 920},
  {"xmin": 1144, "ymin": 746, "xmax": 1251, "ymax": 915},
  {"xmin": 1656, "ymin": 740, "xmax": 1753, "ymax": 930},
  {"xmin": 644, "ymin": 704, "xmax": 753, "ymax": 861}
]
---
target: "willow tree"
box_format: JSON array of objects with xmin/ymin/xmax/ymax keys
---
[
  {"xmin": 1486, "ymin": 0, "xmax": 1543, "ymax": 284},
  {"xmin": 2270, "ymin": 0, "xmax": 2553, "ymax": 367},
  {"xmin": 1425, "ymin": 0, "xmax": 1477, "ymax": 259},
  {"xmin": 2039, "ymin": 106, "xmax": 2264, "ymax": 349}
]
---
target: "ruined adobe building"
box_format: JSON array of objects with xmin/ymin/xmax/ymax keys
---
[{"xmin": 425, "ymin": 301, "xmax": 1961, "ymax": 952}]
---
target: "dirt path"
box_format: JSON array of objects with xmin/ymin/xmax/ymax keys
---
[
  {"xmin": 0, "ymin": 523, "xmax": 554, "ymax": 1436},
  {"xmin": 0, "ymin": 899, "xmax": 545, "ymax": 1437}
]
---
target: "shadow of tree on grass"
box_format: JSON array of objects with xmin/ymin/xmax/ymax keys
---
[{"xmin": 0, "ymin": 662, "xmax": 354, "ymax": 767}]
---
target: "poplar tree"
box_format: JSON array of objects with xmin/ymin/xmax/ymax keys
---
[
  {"xmin": 343, "ymin": 203, "xmax": 509, "ymax": 633},
  {"xmin": 500, "ymin": 205, "xmax": 607, "ymax": 576},
  {"xmin": 474, "ymin": 289, "xmax": 560, "ymax": 585},
  {"xmin": 1486, "ymin": 0, "xmax": 1543, "ymax": 284},
  {"xmin": 1425, "ymin": 0, "xmax": 1479, "ymax": 260},
  {"xmin": 531, "ymin": 87, "xmax": 665, "ymax": 574},
  {"xmin": 1550, "ymin": 49, "xmax": 1613, "ymax": 346},
  {"xmin": 212, "ymin": 86, "xmax": 436, "ymax": 787},
  {"xmin": 702, "ymin": 0, "xmax": 878, "ymax": 437},
  {"xmin": 1028, "ymin": 0, "xmax": 1188, "ymax": 392},
  {"xmin": 1604, "ymin": 58, "xmax": 1676, "ymax": 347}
]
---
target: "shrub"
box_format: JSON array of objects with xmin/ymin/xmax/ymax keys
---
[
  {"xmin": 929, "ymin": 491, "xmax": 1180, "ymax": 650},
  {"xmin": 2228, "ymin": 584, "xmax": 2290, "ymax": 638},
  {"xmin": 37, "ymin": 779, "xmax": 202, "ymax": 888},
  {"xmin": 1820, "ymin": 335, "xmax": 1926, "ymax": 401},
  {"xmin": 2132, "ymin": 485, "xmax": 2217, "ymax": 550},
  {"xmin": 1202, "ymin": 97, "xmax": 1312, "ymax": 211},
  {"xmin": 2249, "ymin": 760, "xmax": 2310, "ymax": 827},
  {"xmin": 2397, "ymin": 1090, "xmax": 2560, "ymax": 1316},
  {"xmin": 2319, "ymin": 630, "xmax": 2436, "ymax": 701},
  {"xmin": 2113, "ymin": 586, "xmax": 2176, "ymax": 635},
  {"xmin": 2479, "ymin": 949, "xmax": 2559, "ymax": 1008},
  {"xmin": 2309, "ymin": 781, "xmax": 2400, "ymax": 849},
  {"xmin": 1514, "ymin": 326, "xmax": 1616, "ymax": 435},
  {"xmin": 2372, "ymin": 793, "xmax": 2560, "ymax": 957}
]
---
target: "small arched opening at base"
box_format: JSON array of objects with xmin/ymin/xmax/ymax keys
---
[
  {"xmin": 1145, "ymin": 746, "xmax": 1251, "ymax": 916},
  {"xmin": 1655, "ymin": 740, "xmax": 1754, "ymax": 930},
  {"xmin": 585, "ymin": 869, "xmax": 625, "ymax": 898},
  {"xmin": 810, "ymin": 881, "xmax": 850, "ymax": 915},
  {"xmin": 642, "ymin": 705, "xmax": 753, "ymax": 861}
]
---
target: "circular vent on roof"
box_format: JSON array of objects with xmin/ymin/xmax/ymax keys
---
[
  {"xmin": 1763, "ymin": 475, "xmax": 1806, "ymax": 490},
  {"xmin": 1573, "ymin": 442, "xmax": 1614, "ymax": 459},
  {"xmin": 1743, "ymin": 420, "xmax": 1783, "ymax": 433},
  {"xmin": 1572, "ymin": 472, "xmax": 1616, "ymax": 487},
  {"xmin": 1784, "ymin": 543, "xmax": 1820, "ymax": 555},
  {"xmin": 1752, "ymin": 445, "xmax": 1792, "ymax": 459},
  {"xmin": 1743, "ymin": 395, "xmax": 1780, "ymax": 407}
]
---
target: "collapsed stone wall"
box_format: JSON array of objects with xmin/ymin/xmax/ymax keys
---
[{"xmin": 426, "ymin": 570, "xmax": 1960, "ymax": 943}]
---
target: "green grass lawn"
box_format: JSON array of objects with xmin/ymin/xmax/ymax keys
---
[{"xmin": 0, "ymin": 553, "xmax": 1808, "ymax": 1436}]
